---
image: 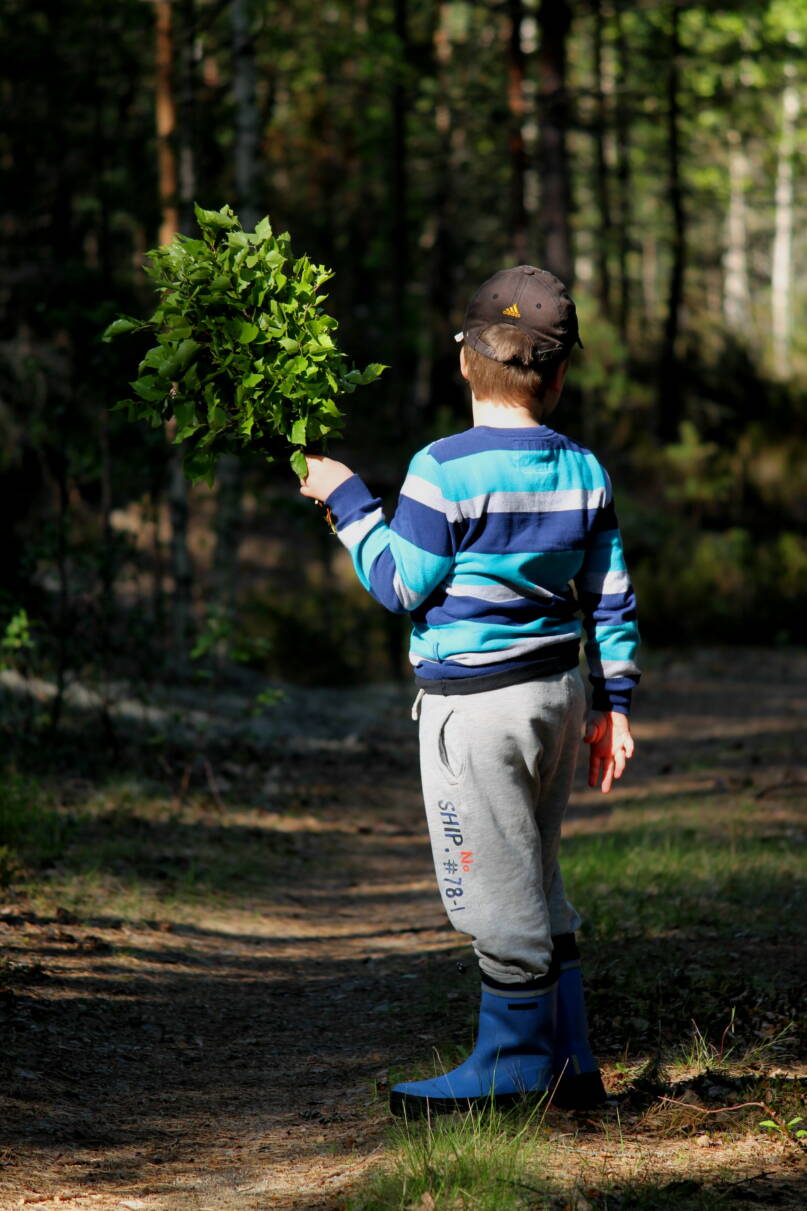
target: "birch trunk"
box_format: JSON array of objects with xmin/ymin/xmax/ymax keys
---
[
  {"xmin": 723, "ymin": 130, "xmax": 751, "ymax": 337},
  {"xmin": 771, "ymin": 71, "xmax": 799, "ymax": 377}
]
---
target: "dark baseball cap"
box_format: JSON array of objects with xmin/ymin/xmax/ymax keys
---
[{"xmin": 456, "ymin": 265, "xmax": 583, "ymax": 364}]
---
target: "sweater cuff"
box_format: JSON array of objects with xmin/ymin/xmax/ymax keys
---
[
  {"xmin": 325, "ymin": 474, "xmax": 379, "ymax": 527},
  {"xmin": 590, "ymin": 681, "xmax": 633, "ymax": 716}
]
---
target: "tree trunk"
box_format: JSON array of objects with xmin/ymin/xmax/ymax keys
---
[
  {"xmin": 771, "ymin": 70, "xmax": 799, "ymax": 377},
  {"xmin": 206, "ymin": 0, "xmax": 262, "ymax": 665},
  {"xmin": 658, "ymin": 0, "xmax": 685, "ymax": 443},
  {"xmin": 507, "ymin": 0, "xmax": 528, "ymax": 263},
  {"xmin": 155, "ymin": 0, "xmax": 179, "ymax": 246},
  {"xmin": 613, "ymin": 1, "xmax": 632, "ymax": 339},
  {"xmin": 536, "ymin": 0, "xmax": 574, "ymax": 285},
  {"xmin": 232, "ymin": 0, "xmax": 260, "ymax": 231},
  {"xmin": 591, "ymin": 0, "xmax": 612, "ymax": 314},
  {"xmin": 391, "ymin": 0, "xmax": 410, "ymax": 424},
  {"xmin": 723, "ymin": 130, "xmax": 751, "ymax": 338},
  {"xmin": 155, "ymin": 0, "xmax": 194, "ymax": 674}
]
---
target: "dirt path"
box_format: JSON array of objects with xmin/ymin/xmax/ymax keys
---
[{"xmin": 1, "ymin": 650, "xmax": 806, "ymax": 1210}]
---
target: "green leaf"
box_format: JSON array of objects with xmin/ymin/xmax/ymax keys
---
[
  {"xmin": 194, "ymin": 202, "xmax": 238, "ymax": 232},
  {"xmin": 102, "ymin": 316, "xmax": 143, "ymax": 341},
  {"xmin": 131, "ymin": 377, "xmax": 169, "ymax": 402},
  {"xmin": 290, "ymin": 417, "xmax": 307, "ymax": 446},
  {"xmin": 290, "ymin": 448, "xmax": 308, "ymax": 479},
  {"xmin": 238, "ymin": 321, "xmax": 259, "ymax": 344}
]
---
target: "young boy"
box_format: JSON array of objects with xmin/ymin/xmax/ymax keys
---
[{"xmin": 299, "ymin": 265, "xmax": 639, "ymax": 1118}]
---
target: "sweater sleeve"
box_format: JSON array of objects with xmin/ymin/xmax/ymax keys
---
[
  {"xmin": 325, "ymin": 448, "xmax": 456, "ymax": 614},
  {"xmin": 573, "ymin": 470, "xmax": 640, "ymax": 715}
]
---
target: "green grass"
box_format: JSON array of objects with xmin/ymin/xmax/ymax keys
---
[
  {"xmin": 0, "ymin": 769, "xmax": 72, "ymax": 888},
  {"xmin": 347, "ymin": 1101, "xmax": 552, "ymax": 1211}
]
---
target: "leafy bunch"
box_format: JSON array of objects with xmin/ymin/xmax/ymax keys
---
[{"xmin": 103, "ymin": 204, "xmax": 384, "ymax": 483}]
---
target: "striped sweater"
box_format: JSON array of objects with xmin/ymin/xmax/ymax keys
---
[{"xmin": 326, "ymin": 424, "xmax": 640, "ymax": 713}]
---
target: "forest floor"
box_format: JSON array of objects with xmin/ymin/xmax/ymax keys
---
[{"xmin": 1, "ymin": 648, "xmax": 806, "ymax": 1210}]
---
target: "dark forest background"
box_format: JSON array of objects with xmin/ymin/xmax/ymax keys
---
[{"xmin": 1, "ymin": 0, "xmax": 806, "ymax": 720}]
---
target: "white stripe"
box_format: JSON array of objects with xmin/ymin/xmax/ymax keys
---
[
  {"xmin": 586, "ymin": 656, "xmax": 641, "ymax": 679},
  {"xmin": 444, "ymin": 580, "xmax": 553, "ymax": 604},
  {"xmin": 400, "ymin": 473, "xmax": 461, "ymax": 522},
  {"xmin": 393, "ymin": 571, "xmax": 423, "ymax": 610},
  {"xmin": 337, "ymin": 508, "xmax": 383, "ymax": 549},
  {"xmin": 460, "ymin": 488, "xmax": 607, "ymax": 519},
  {"xmin": 576, "ymin": 568, "xmax": 631, "ymax": 596},
  {"xmin": 413, "ymin": 632, "xmax": 580, "ymax": 668}
]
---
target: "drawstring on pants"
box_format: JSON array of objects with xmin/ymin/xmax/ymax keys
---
[{"xmin": 411, "ymin": 688, "xmax": 425, "ymax": 721}]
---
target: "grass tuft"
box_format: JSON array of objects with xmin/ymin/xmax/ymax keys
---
[{"xmin": 347, "ymin": 1100, "xmax": 551, "ymax": 1211}]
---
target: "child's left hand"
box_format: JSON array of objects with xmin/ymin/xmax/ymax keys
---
[
  {"xmin": 584, "ymin": 711, "xmax": 635, "ymax": 794},
  {"xmin": 298, "ymin": 455, "xmax": 355, "ymax": 501}
]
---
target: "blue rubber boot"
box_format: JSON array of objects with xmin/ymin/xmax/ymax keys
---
[
  {"xmin": 551, "ymin": 933, "xmax": 609, "ymax": 1110},
  {"xmin": 390, "ymin": 980, "xmax": 556, "ymax": 1119}
]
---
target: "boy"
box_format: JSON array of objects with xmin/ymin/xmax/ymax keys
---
[{"xmin": 299, "ymin": 265, "xmax": 639, "ymax": 1117}]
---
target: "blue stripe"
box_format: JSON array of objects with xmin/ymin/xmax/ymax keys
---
[
  {"xmin": 368, "ymin": 547, "xmax": 407, "ymax": 613},
  {"xmin": 576, "ymin": 530, "xmax": 627, "ymax": 574},
  {"xmin": 460, "ymin": 509, "xmax": 595, "ymax": 554},
  {"xmin": 419, "ymin": 594, "xmax": 577, "ymax": 628},
  {"xmin": 453, "ymin": 550, "xmax": 585, "ymax": 594},
  {"xmin": 391, "ymin": 495, "xmax": 457, "ymax": 556},
  {"xmin": 578, "ymin": 591, "xmax": 637, "ymax": 626},
  {"xmin": 428, "ymin": 425, "xmax": 592, "ymax": 465}
]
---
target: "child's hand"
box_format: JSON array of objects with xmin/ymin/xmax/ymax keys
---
[
  {"xmin": 298, "ymin": 455, "xmax": 354, "ymax": 501},
  {"xmin": 584, "ymin": 711, "xmax": 635, "ymax": 794}
]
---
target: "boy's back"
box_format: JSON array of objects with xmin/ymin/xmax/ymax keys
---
[{"xmin": 299, "ymin": 264, "xmax": 639, "ymax": 1118}]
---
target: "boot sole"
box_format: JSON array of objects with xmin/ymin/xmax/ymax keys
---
[{"xmin": 389, "ymin": 1088, "xmax": 547, "ymax": 1119}]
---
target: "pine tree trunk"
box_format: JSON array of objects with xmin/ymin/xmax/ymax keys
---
[
  {"xmin": 771, "ymin": 70, "xmax": 799, "ymax": 377},
  {"xmin": 155, "ymin": 0, "xmax": 179, "ymax": 246},
  {"xmin": 507, "ymin": 0, "xmax": 528, "ymax": 263},
  {"xmin": 723, "ymin": 130, "xmax": 751, "ymax": 338},
  {"xmin": 614, "ymin": 1, "xmax": 632, "ymax": 339},
  {"xmin": 658, "ymin": 0, "xmax": 685, "ymax": 443},
  {"xmin": 391, "ymin": 0, "xmax": 410, "ymax": 424},
  {"xmin": 537, "ymin": 0, "xmax": 574, "ymax": 285},
  {"xmin": 155, "ymin": 0, "xmax": 193, "ymax": 675},
  {"xmin": 592, "ymin": 0, "xmax": 612, "ymax": 314}
]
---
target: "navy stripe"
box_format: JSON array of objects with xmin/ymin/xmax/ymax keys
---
[
  {"xmin": 368, "ymin": 547, "xmax": 408, "ymax": 614},
  {"xmin": 391, "ymin": 496, "xmax": 458, "ymax": 557},
  {"xmin": 420, "ymin": 595, "xmax": 577, "ymax": 629},
  {"xmin": 460, "ymin": 509, "xmax": 594, "ymax": 554},
  {"xmin": 428, "ymin": 425, "xmax": 590, "ymax": 464},
  {"xmin": 578, "ymin": 592, "xmax": 637, "ymax": 626}
]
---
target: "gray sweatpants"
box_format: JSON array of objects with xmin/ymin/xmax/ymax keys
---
[{"xmin": 417, "ymin": 669, "xmax": 586, "ymax": 986}]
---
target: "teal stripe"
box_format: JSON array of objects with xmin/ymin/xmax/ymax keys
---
[
  {"xmin": 407, "ymin": 447, "xmax": 443, "ymax": 486},
  {"xmin": 589, "ymin": 624, "xmax": 640, "ymax": 660},
  {"xmin": 454, "ymin": 550, "xmax": 584, "ymax": 593},
  {"xmin": 410, "ymin": 616, "xmax": 581, "ymax": 659},
  {"xmin": 351, "ymin": 524, "xmax": 390, "ymax": 591},
  {"xmin": 389, "ymin": 530, "xmax": 453, "ymax": 597},
  {"xmin": 578, "ymin": 530, "xmax": 627, "ymax": 574},
  {"xmin": 439, "ymin": 448, "xmax": 606, "ymax": 500}
]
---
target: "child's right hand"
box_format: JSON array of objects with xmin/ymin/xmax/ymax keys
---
[
  {"xmin": 584, "ymin": 711, "xmax": 635, "ymax": 794},
  {"xmin": 298, "ymin": 455, "xmax": 354, "ymax": 501}
]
